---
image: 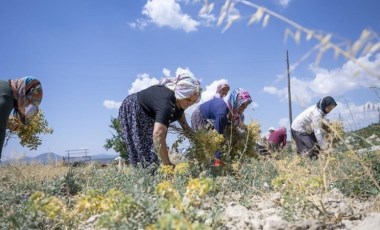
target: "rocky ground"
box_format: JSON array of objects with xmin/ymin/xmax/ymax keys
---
[
  {"xmin": 80, "ymin": 188, "xmax": 379, "ymax": 230},
  {"xmin": 221, "ymin": 189, "xmax": 380, "ymax": 230}
]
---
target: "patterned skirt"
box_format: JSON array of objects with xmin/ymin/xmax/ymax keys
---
[
  {"xmin": 0, "ymin": 80, "xmax": 14, "ymax": 159},
  {"xmin": 118, "ymin": 94, "xmax": 159, "ymax": 167},
  {"xmin": 191, "ymin": 106, "xmax": 212, "ymax": 131}
]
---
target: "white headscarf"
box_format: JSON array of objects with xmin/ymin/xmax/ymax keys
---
[{"xmin": 159, "ymin": 73, "xmax": 202, "ymax": 102}]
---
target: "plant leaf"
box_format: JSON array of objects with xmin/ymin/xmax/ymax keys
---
[
  {"xmin": 262, "ymin": 14, "xmax": 270, "ymax": 28},
  {"xmin": 320, "ymin": 33, "xmax": 332, "ymax": 45},
  {"xmin": 306, "ymin": 31, "xmax": 314, "ymax": 41},
  {"xmin": 217, "ymin": 0, "xmax": 230, "ymax": 26},
  {"xmin": 248, "ymin": 7, "xmax": 264, "ymax": 25}
]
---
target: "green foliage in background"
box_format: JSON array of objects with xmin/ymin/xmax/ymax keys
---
[
  {"xmin": 104, "ymin": 117, "xmax": 128, "ymax": 160},
  {"xmin": 346, "ymin": 124, "xmax": 380, "ymax": 149}
]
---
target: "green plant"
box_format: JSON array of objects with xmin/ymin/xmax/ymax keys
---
[
  {"xmin": 104, "ymin": 117, "xmax": 128, "ymax": 160},
  {"xmin": 5, "ymin": 111, "xmax": 53, "ymax": 151},
  {"xmin": 331, "ymin": 150, "xmax": 380, "ymax": 197},
  {"xmin": 1, "ymin": 121, "xmax": 380, "ymax": 229}
]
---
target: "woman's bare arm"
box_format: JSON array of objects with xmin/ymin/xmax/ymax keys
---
[{"xmin": 153, "ymin": 122, "xmax": 172, "ymax": 165}]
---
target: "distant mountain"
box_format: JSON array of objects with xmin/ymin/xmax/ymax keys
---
[
  {"xmin": 0, "ymin": 152, "xmax": 119, "ymax": 165},
  {"xmin": 0, "ymin": 152, "xmax": 62, "ymax": 164},
  {"xmin": 34, "ymin": 152, "xmax": 63, "ymax": 162}
]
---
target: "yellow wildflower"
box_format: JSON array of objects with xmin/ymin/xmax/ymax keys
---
[
  {"xmin": 156, "ymin": 181, "xmax": 180, "ymax": 200},
  {"xmin": 29, "ymin": 192, "xmax": 66, "ymax": 220},
  {"xmin": 185, "ymin": 178, "xmax": 214, "ymax": 198},
  {"xmin": 174, "ymin": 162, "xmax": 190, "ymax": 175},
  {"xmin": 159, "ymin": 165, "xmax": 175, "ymax": 175}
]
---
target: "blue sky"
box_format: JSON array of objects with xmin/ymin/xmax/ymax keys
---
[{"xmin": 1, "ymin": 0, "xmax": 380, "ymax": 158}]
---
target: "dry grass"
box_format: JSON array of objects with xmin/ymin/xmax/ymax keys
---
[{"xmin": 0, "ymin": 161, "xmax": 68, "ymax": 185}]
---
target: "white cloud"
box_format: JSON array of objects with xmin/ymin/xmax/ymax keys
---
[
  {"xmin": 162, "ymin": 68, "xmax": 171, "ymax": 77},
  {"xmin": 103, "ymin": 74, "xmax": 159, "ymax": 110},
  {"xmin": 103, "ymin": 100, "xmax": 122, "ymax": 109},
  {"xmin": 128, "ymin": 18, "xmax": 149, "ymax": 30},
  {"xmin": 199, "ymin": 79, "xmax": 229, "ymax": 103},
  {"xmin": 175, "ymin": 67, "xmax": 195, "ymax": 78},
  {"xmin": 128, "ymin": 73, "xmax": 160, "ymax": 95},
  {"xmin": 266, "ymin": 53, "xmax": 380, "ymax": 131},
  {"xmin": 330, "ymin": 101, "xmax": 380, "ymax": 131},
  {"xmin": 309, "ymin": 54, "xmax": 380, "ymax": 95},
  {"xmin": 279, "ymin": 117, "xmax": 289, "ymax": 128},
  {"xmin": 276, "ymin": 0, "xmax": 292, "ymax": 8},
  {"xmin": 263, "ymin": 86, "xmax": 288, "ymax": 99},
  {"xmin": 140, "ymin": 0, "xmax": 199, "ymax": 32},
  {"xmin": 251, "ymin": 101, "xmax": 259, "ymax": 109},
  {"xmin": 264, "ymin": 53, "xmax": 380, "ymax": 106},
  {"xmin": 104, "ymin": 69, "xmax": 258, "ymax": 121},
  {"xmin": 103, "ymin": 68, "xmax": 192, "ymax": 110}
]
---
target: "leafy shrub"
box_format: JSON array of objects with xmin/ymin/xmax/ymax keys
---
[
  {"xmin": 6, "ymin": 111, "xmax": 53, "ymax": 150},
  {"xmin": 331, "ymin": 150, "xmax": 380, "ymax": 197}
]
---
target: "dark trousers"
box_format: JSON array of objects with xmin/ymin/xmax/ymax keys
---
[
  {"xmin": 0, "ymin": 80, "xmax": 14, "ymax": 160},
  {"xmin": 255, "ymin": 143, "xmax": 269, "ymax": 155},
  {"xmin": 291, "ymin": 129, "xmax": 320, "ymax": 159}
]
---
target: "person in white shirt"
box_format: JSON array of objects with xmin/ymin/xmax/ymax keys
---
[{"xmin": 291, "ymin": 96, "xmax": 337, "ymax": 159}]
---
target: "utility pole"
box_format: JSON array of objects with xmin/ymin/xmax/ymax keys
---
[{"xmin": 286, "ymin": 50, "xmax": 293, "ymax": 140}]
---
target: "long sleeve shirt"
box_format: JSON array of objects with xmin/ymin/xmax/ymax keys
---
[
  {"xmin": 199, "ymin": 98, "xmax": 229, "ymax": 134},
  {"xmin": 291, "ymin": 105, "xmax": 326, "ymax": 149},
  {"xmin": 268, "ymin": 128, "xmax": 287, "ymax": 147}
]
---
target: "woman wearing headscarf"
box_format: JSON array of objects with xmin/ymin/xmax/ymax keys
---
[
  {"xmin": 192, "ymin": 88, "xmax": 252, "ymax": 135},
  {"xmin": 267, "ymin": 127, "xmax": 287, "ymax": 152},
  {"xmin": 214, "ymin": 82, "xmax": 230, "ymax": 98},
  {"xmin": 291, "ymin": 96, "xmax": 337, "ymax": 159},
  {"xmin": 0, "ymin": 76, "xmax": 43, "ymax": 160},
  {"xmin": 191, "ymin": 88, "xmax": 252, "ymax": 164},
  {"xmin": 256, "ymin": 127, "xmax": 276, "ymax": 155},
  {"xmin": 118, "ymin": 73, "xmax": 202, "ymax": 168}
]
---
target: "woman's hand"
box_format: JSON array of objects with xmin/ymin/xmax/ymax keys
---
[{"xmin": 178, "ymin": 114, "xmax": 194, "ymax": 139}]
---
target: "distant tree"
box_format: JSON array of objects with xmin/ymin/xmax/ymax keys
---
[
  {"xmin": 104, "ymin": 117, "xmax": 128, "ymax": 160},
  {"xmin": 5, "ymin": 111, "xmax": 53, "ymax": 150}
]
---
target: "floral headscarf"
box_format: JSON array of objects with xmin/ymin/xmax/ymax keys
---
[
  {"xmin": 227, "ymin": 88, "xmax": 252, "ymax": 125},
  {"xmin": 9, "ymin": 76, "xmax": 43, "ymax": 123},
  {"xmin": 159, "ymin": 73, "xmax": 202, "ymax": 103}
]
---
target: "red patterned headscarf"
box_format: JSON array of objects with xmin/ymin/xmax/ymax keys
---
[{"xmin": 227, "ymin": 88, "xmax": 252, "ymax": 125}]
